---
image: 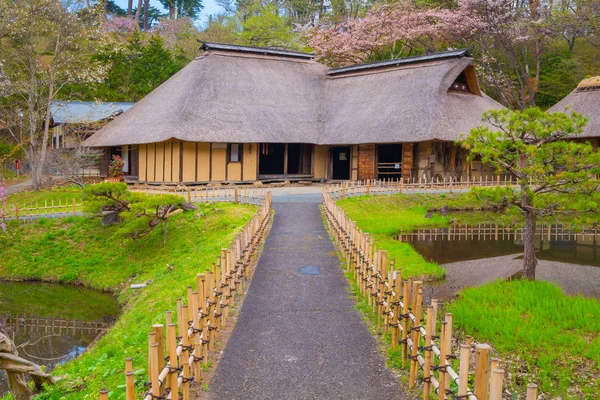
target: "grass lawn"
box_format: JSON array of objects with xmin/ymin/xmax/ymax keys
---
[
  {"xmin": 0, "ymin": 201, "xmax": 257, "ymax": 399},
  {"xmin": 5, "ymin": 185, "xmax": 84, "ymax": 216},
  {"xmin": 337, "ymin": 192, "xmax": 600, "ymax": 398}
]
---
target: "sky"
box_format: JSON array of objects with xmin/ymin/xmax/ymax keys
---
[{"xmin": 114, "ymin": 0, "xmax": 224, "ymax": 26}]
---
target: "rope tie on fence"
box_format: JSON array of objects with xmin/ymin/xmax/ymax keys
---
[
  {"xmin": 181, "ymin": 376, "xmax": 194, "ymax": 384},
  {"xmin": 167, "ymin": 366, "xmax": 183, "ymax": 374},
  {"xmin": 418, "ymin": 345, "xmax": 434, "ymax": 352},
  {"xmin": 410, "ymin": 325, "xmax": 422, "ymax": 332},
  {"xmin": 190, "ymin": 326, "xmax": 202, "ymax": 334},
  {"xmin": 181, "ymin": 344, "xmax": 193, "ymax": 352},
  {"xmin": 191, "ymin": 354, "xmax": 204, "ymax": 363},
  {"xmin": 145, "ymin": 392, "xmax": 167, "ymax": 400}
]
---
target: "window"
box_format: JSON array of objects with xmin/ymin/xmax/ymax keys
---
[{"xmin": 229, "ymin": 143, "xmax": 242, "ymax": 162}]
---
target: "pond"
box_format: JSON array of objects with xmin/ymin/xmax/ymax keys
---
[
  {"xmin": 0, "ymin": 282, "xmax": 120, "ymax": 396},
  {"xmin": 400, "ymin": 224, "xmax": 600, "ymax": 300}
]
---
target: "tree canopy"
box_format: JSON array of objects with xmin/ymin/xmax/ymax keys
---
[{"xmin": 459, "ymin": 108, "xmax": 600, "ymax": 279}]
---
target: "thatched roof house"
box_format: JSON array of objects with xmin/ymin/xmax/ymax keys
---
[
  {"xmin": 84, "ymin": 42, "xmax": 504, "ymax": 183},
  {"xmin": 549, "ymin": 77, "xmax": 600, "ymax": 140}
]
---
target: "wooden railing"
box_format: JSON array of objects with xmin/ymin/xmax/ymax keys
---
[
  {"xmin": 130, "ymin": 186, "xmax": 268, "ymax": 205},
  {"xmin": 98, "ymin": 193, "xmax": 273, "ymax": 400},
  {"xmin": 326, "ymin": 177, "xmax": 519, "ymax": 200},
  {"xmin": 322, "ymin": 190, "xmax": 539, "ymax": 400},
  {"xmin": 6, "ymin": 315, "xmax": 111, "ymax": 334}
]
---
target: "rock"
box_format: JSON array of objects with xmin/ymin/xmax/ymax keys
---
[
  {"xmin": 425, "ymin": 210, "xmax": 433, "ymax": 219},
  {"xmin": 102, "ymin": 211, "xmax": 120, "ymax": 226},
  {"xmin": 299, "ymin": 180, "xmax": 313, "ymax": 186},
  {"xmin": 253, "ymin": 181, "xmax": 264, "ymax": 186},
  {"xmin": 180, "ymin": 202, "xmax": 198, "ymax": 211},
  {"xmin": 440, "ymin": 205, "xmax": 450, "ymax": 216}
]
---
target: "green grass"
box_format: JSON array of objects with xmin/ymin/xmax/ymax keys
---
[
  {"xmin": 338, "ymin": 194, "xmax": 455, "ymax": 279},
  {"xmin": 6, "ymin": 185, "xmax": 84, "ymax": 216},
  {"xmin": 448, "ymin": 280, "xmax": 600, "ymax": 397},
  {"xmin": 0, "ymin": 202, "xmax": 258, "ymax": 399},
  {"xmin": 337, "ymin": 192, "xmax": 600, "ymax": 398}
]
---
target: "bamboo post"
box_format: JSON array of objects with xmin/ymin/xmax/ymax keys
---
[
  {"xmin": 149, "ymin": 343, "xmax": 160, "ymax": 397},
  {"xmin": 474, "ymin": 344, "xmax": 491, "ymax": 399},
  {"xmin": 392, "ymin": 270, "xmax": 402, "ymax": 348},
  {"xmin": 438, "ymin": 321, "xmax": 448, "ymax": 400},
  {"xmin": 443, "ymin": 313, "xmax": 453, "ymax": 394},
  {"xmin": 526, "ymin": 383, "xmax": 538, "ymax": 400},
  {"xmin": 167, "ymin": 324, "xmax": 179, "ymax": 399},
  {"xmin": 423, "ymin": 305, "xmax": 434, "ymax": 399},
  {"xmin": 148, "ymin": 332, "xmax": 156, "ymax": 385},
  {"xmin": 125, "ymin": 357, "xmax": 135, "ymax": 400},
  {"xmin": 152, "ymin": 324, "xmax": 165, "ymax": 375},
  {"xmin": 401, "ymin": 280, "xmax": 410, "ymax": 367},
  {"xmin": 489, "ymin": 369, "xmax": 504, "ymax": 400},
  {"xmin": 72, "ymin": 198, "xmax": 76, "ymax": 216},
  {"xmin": 409, "ymin": 288, "xmax": 423, "ymax": 388},
  {"xmin": 458, "ymin": 344, "xmax": 470, "ymax": 397},
  {"xmin": 99, "ymin": 389, "xmax": 108, "ymax": 400}
]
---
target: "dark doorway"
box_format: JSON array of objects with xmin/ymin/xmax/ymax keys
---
[
  {"xmin": 287, "ymin": 143, "xmax": 313, "ymax": 175},
  {"xmin": 259, "ymin": 143, "xmax": 285, "ymax": 175},
  {"xmin": 377, "ymin": 144, "xmax": 403, "ymax": 179},
  {"xmin": 331, "ymin": 146, "xmax": 351, "ymax": 180}
]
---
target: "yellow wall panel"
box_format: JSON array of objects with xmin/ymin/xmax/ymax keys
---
[
  {"xmin": 155, "ymin": 143, "xmax": 165, "ymax": 182},
  {"xmin": 351, "ymin": 145, "xmax": 358, "ymax": 181},
  {"xmin": 228, "ymin": 162, "xmax": 242, "ymax": 181},
  {"xmin": 182, "ymin": 142, "xmax": 197, "ymax": 182},
  {"xmin": 242, "ymin": 143, "xmax": 257, "ymax": 181},
  {"xmin": 147, "ymin": 143, "xmax": 156, "ymax": 182},
  {"xmin": 211, "ymin": 145, "xmax": 227, "ymax": 181},
  {"xmin": 314, "ymin": 145, "xmax": 327, "ymax": 179},
  {"xmin": 139, "ymin": 144, "xmax": 147, "ymax": 181},
  {"xmin": 171, "ymin": 142, "xmax": 181, "ymax": 183},
  {"xmin": 164, "ymin": 142, "xmax": 173, "ymax": 182},
  {"xmin": 197, "ymin": 143, "xmax": 210, "ymax": 181}
]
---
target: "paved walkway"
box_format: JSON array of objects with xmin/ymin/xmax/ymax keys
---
[
  {"xmin": 208, "ymin": 195, "xmax": 403, "ymax": 399},
  {"xmin": 5, "ymin": 179, "xmax": 32, "ymax": 195}
]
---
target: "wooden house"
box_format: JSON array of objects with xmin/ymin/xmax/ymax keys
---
[
  {"xmin": 83, "ymin": 42, "xmax": 504, "ymax": 184},
  {"xmin": 549, "ymin": 76, "xmax": 600, "ymax": 148}
]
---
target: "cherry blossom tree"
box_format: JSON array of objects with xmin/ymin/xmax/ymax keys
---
[{"xmin": 309, "ymin": 0, "xmax": 483, "ymax": 66}]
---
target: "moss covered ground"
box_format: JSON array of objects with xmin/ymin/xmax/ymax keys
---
[
  {"xmin": 0, "ymin": 201, "xmax": 257, "ymax": 399},
  {"xmin": 337, "ymin": 192, "xmax": 600, "ymax": 398}
]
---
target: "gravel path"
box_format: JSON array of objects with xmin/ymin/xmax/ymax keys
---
[
  {"xmin": 425, "ymin": 254, "xmax": 600, "ymax": 299},
  {"xmin": 207, "ymin": 201, "xmax": 404, "ymax": 400}
]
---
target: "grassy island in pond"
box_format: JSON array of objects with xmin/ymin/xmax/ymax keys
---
[
  {"xmin": 0, "ymin": 200, "xmax": 258, "ymax": 398},
  {"xmin": 338, "ymin": 192, "xmax": 600, "ymax": 398}
]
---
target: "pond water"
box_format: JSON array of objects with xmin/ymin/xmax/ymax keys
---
[
  {"xmin": 400, "ymin": 224, "xmax": 600, "ymax": 299},
  {"xmin": 0, "ymin": 282, "xmax": 120, "ymax": 396}
]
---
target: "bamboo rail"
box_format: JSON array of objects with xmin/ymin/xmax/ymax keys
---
[
  {"xmin": 6, "ymin": 315, "xmax": 111, "ymax": 334},
  {"xmin": 325, "ymin": 176, "xmax": 519, "ymax": 200},
  {"xmin": 130, "ymin": 186, "xmax": 268, "ymax": 205},
  {"xmin": 322, "ymin": 189, "xmax": 535, "ymax": 400},
  {"xmin": 98, "ymin": 193, "xmax": 273, "ymax": 399}
]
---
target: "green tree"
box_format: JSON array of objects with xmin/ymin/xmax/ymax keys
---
[
  {"xmin": 0, "ymin": 0, "xmax": 105, "ymax": 191},
  {"xmin": 239, "ymin": 5, "xmax": 295, "ymax": 48},
  {"xmin": 459, "ymin": 108, "xmax": 600, "ymax": 280}
]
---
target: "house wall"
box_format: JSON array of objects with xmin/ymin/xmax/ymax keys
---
[
  {"xmin": 139, "ymin": 141, "xmax": 260, "ymax": 184},
  {"xmin": 357, "ymin": 144, "xmax": 376, "ymax": 180},
  {"xmin": 314, "ymin": 145, "xmax": 327, "ymax": 180}
]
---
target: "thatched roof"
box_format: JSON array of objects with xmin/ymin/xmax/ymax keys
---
[
  {"xmin": 549, "ymin": 76, "xmax": 600, "ymax": 138},
  {"xmin": 84, "ymin": 43, "xmax": 503, "ymax": 147}
]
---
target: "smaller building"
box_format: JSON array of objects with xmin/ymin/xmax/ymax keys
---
[
  {"xmin": 549, "ymin": 76, "xmax": 600, "ymax": 148},
  {"xmin": 50, "ymin": 101, "xmax": 135, "ymax": 177}
]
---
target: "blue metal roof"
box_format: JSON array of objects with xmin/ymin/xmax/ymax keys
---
[{"xmin": 51, "ymin": 101, "xmax": 135, "ymax": 124}]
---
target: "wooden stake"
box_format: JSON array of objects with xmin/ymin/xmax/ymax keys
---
[
  {"xmin": 167, "ymin": 324, "xmax": 179, "ymax": 399},
  {"xmin": 401, "ymin": 280, "xmax": 410, "ymax": 367},
  {"xmin": 474, "ymin": 344, "xmax": 491, "ymax": 399},
  {"xmin": 409, "ymin": 288, "xmax": 423, "ymax": 388},
  {"xmin": 438, "ymin": 321, "xmax": 448, "ymax": 400},
  {"xmin": 99, "ymin": 389, "xmax": 108, "ymax": 400},
  {"xmin": 152, "ymin": 324, "xmax": 165, "ymax": 374},
  {"xmin": 150, "ymin": 343, "xmax": 160, "ymax": 397},
  {"xmin": 489, "ymin": 369, "xmax": 504, "ymax": 400},
  {"xmin": 458, "ymin": 344, "xmax": 470, "ymax": 397},
  {"xmin": 526, "ymin": 383, "xmax": 538, "ymax": 400},
  {"xmin": 423, "ymin": 305, "xmax": 434, "ymax": 399}
]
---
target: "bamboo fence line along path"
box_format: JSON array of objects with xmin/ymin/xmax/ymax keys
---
[
  {"xmin": 130, "ymin": 186, "xmax": 268, "ymax": 205},
  {"xmin": 98, "ymin": 193, "xmax": 273, "ymax": 400},
  {"xmin": 322, "ymin": 190, "xmax": 539, "ymax": 400},
  {"xmin": 326, "ymin": 176, "xmax": 519, "ymax": 200},
  {"xmin": 6, "ymin": 315, "xmax": 111, "ymax": 334}
]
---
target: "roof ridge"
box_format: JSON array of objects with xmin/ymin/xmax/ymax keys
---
[
  {"xmin": 200, "ymin": 41, "xmax": 314, "ymax": 60},
  {"xmin": 327, "ymin": 49, "xmax": 471, "ymax": 76}
]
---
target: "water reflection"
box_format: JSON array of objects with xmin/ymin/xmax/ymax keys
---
[
  {"xmin": 0, "ymin": 282, "xmax": 119, "ymax": 396},
  {"xmin": 399, "ymin": 224, "xmax": 600, "ymax": 266}
]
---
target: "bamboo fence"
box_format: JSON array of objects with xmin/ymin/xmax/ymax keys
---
[
  {"xmin": 326, "ymin": 176, "xmax": 519, "ymax": 200},
  {"xmin": 98, "ymin": 193, "xmax": 273, "ymax": 400},
  {"xmin": 323, "ymin": 190, "xmax": 539, "ymax": 400},
  {"xmin": 6, "ymin": 315, "xmax": 111, "ymax": 334},
  {"xmin": 398, "ymin": 223, "xmax": 600, "ymax": 243},
  {"xmin": 130, "ymin": 186, "xmax": 268, "ymax": 205}
]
